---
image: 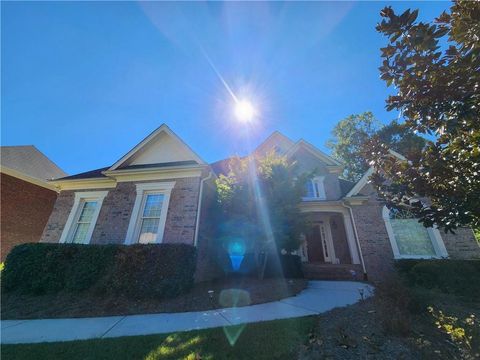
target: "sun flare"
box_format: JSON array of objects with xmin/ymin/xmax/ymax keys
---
[{"xmin": 234, "ymin": 100, "xmax": 256, "ymax": 122}]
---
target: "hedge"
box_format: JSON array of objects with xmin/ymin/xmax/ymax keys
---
[
  {"xmin": 395, "ymin": 259, "xmax": 480, "ymax": 299},
  {"xmin": 2, "ymin": 243, "xmax": 197, "ymax": 299},
  {"xmin": 264, "ymin": 254, "xmax": 303, "ymax": 278}
]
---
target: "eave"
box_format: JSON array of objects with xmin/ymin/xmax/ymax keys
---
[
  {"xmin": 1, "ymin": 166, "xmax": 59, "ymax": 192},
  {"xmin": 50, "ymin": 177, "xmax": 117, "ymax": 191},
  {"xmin": 102, "ymin": 164, "xmax": 208, "ymax": 182}
]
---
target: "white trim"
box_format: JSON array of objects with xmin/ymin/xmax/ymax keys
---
[
  {"xmin": 307, "ymin": 216, "xmax": 337, "ymax": 264},
  {"xmin": 340, "ymin": 210, "xmax": 362, "ymax": 265},
  {"xmin": 299, "ymin": 204, "xmax": 361, "ymax": 265},
  {"xmin": 104, "ymin": 167, "xmax": 204, "ymax": 183},
  {"xmin": 51, "ymin": 178, "xmax": 117, "ymax": 191},
  {"xmin": 109, "ymin": 124, "xmax": 206, "ymax": 171},
  {"xmin": 59, "ymin": 191, "xmax": 108, "ymax": 244},
  {"xmin": 302, "ymin": 176, "xmax": 326, "ymax": 201},
  {"xmin": 345, "ymin": 150, "xmax": 408, "ymax": 198},
  {"xmin": 388, "ymin": 149, "xmax": 408, "ymax": 161},
  {"xmin": 323, "ymin": 218, "xmax": 336, "ymax": 263},
  {"xmin": 345, "ymin": 167, "xmax": 374, "ymax": 197},
  {"xmin": 124, "ymin": 181, "xmax": 175, "ymax": 244},
  {"xmin": 382, "ymin": 206, "xmax": 448, "ymax": 259},
  {"xmin": 1, "ymin": 166, "xmax": 59, "ymax": 192}
]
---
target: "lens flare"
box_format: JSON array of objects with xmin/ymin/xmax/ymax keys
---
[
  {"xmin": 234, "ymin": 100, "xmax": 256, "ymax": 122},
  {"xmin": 227, "ymin": 239, "xmax": 246, "ymax": 271}
]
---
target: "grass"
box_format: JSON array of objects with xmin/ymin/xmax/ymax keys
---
[
  {"xmin": 1, "ymin": 316, "xmax": 316, "ymax": 360},
  {"xmin": 2, "ymin": 277, "xmax": 307, "ymax": 320}
]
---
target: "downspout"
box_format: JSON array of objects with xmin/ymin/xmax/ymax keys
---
[
  {"xmin": 342, "ymin": 202, "xmax": 367, "ymax": 280},
  {"xmin": 194, "ymin": 171, "xmax": 213, "ymax": 247}
]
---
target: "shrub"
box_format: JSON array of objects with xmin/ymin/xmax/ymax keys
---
[
  {"xmin": 395, "ymin": 259, "xmax": 480, "ymax": 300},
  {"xmin": 2, "ymin": 243, "xmax": 196, "ymax": 299},
  {"xmin": 374, "ymin": 276, "xmax": 415, "ymax": 336},
  {"xmin": 264, "ymin": 254, "xmax": 303, "ymax": 278}
]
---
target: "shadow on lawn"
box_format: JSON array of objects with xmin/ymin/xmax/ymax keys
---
[{"xmin": 1, "ymin": 316, "xmax": 317, "ymax": 360}]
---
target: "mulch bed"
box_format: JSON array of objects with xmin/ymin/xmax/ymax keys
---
[
  {"xmin": 1, "ymin": 277, "xmax": 307, "ymax": 320},
  {"xmin": 298, "ymin": 293, "xmax": 479, "ymax": 360}
]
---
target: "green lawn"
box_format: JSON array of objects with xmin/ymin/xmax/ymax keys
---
[{"xmin": 1, "ymin": 316, "xmax": 316, "ymax": 360}]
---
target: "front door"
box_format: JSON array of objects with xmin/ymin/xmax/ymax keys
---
[{"xmin": 306, "ymin": 220, "xmax": 335, "ymax": 263}]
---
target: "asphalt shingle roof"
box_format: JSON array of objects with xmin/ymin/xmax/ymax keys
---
[
  {"xmin": 0, "ymin": 146, "xmax": 66, "ymax": 180},
  {"xmin": 56, "ymin": 161, "xmax": 200, "ymax": 181}
]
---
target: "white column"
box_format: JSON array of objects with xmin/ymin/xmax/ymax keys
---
[{"xmin": 342, "ymin": 210, "xmax": 361, "ymax": 264}]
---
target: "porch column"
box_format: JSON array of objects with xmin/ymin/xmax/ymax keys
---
[{"xmin": 342, "ymin": 210, "xmax": 361, "ymax": 264}]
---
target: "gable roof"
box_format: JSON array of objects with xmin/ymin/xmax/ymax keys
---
[
  {"xmin": 254, "ymin": 131, "xmax": 295, "ymax": 156},
  {"xmin": 55, "ymin": 167, "xmax": 109, "ymax": 181},
  {"xmin": 345, "ymin": 149, "xmax": 409, "ymax": 197},
  {"xmin": 285, "ymin": 139, "xmax": 343, "ymax": 167},
  {"xmin": 108, "ymin": 124, "xmax": 206, "ymax": 171},
  {"xmin": 339, "ymin": 178, "xmax": 356, "ymax": 197},
  {"xmin": 0, "ymin": 145, "xmax": 66, "ymax": 180}
]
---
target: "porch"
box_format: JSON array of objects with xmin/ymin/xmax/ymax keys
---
[{"xmin": 297, "ymin": 206, "xmax": 366, "ymax": 280}]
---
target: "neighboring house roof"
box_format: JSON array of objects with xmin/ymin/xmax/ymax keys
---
[{"xmin": 0, "ymin": 145, "xmax": 66, "ymax": 180}]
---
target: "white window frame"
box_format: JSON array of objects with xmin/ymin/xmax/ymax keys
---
[
  {"xmin": 59, "ymin": 191, "xmax": 108, "ymax": 244},
  {"xmin": 125, "ymin": 181, "xmax": 175, "ymax": 244},
  {"xmin": 303, "ymin": 176, "xmax": 326, "ymax": 200},
  {"xmin": 382, "ymin": 206, "xmax": 448, "ymax": 259}
]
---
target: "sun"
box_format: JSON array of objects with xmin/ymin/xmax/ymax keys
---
[{"xmin": 234, "ymin": 99, "xmax": 256, "ymax": 122}]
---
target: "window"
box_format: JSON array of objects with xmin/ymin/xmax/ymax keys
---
[
  {"xmin": 60, "ymin": 191, "xmax": 108, "ymax": 244},
  {"xmin": 383, "ymin": 207, "xmax": 448, "ymax": 259},
  {"xmin": 304, "ymin": 176, "xmax": 326, "ymax": 200},
  {"xmin": 125, "ymin": 182, "xmax": 175, "ymax": 244}
]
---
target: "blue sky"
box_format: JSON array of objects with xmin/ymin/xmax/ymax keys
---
[{"xmin": 1, "ymin": 1, "xmax": 449, "ymax": 175}]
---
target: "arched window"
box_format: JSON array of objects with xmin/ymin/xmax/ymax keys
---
[{"xmin": 382, "ymin": 207, "xmax": 448, "ymax": 259}]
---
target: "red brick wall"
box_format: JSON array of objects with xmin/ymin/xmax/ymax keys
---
[
  {"xmin": 1, "ymin": 173, "xmax": 58, "ymax": 260},
  {"xmin": 41, "ymin": 177, "xmax": 202, "ymax": 246}
]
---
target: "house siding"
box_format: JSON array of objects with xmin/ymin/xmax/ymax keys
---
[
  {"xmin": 194, "ymin": 179, "xmax": 222, "ymax": 282},
  {"xmin": 441, "ymin": 228, "xmax": 480, "ymax": 259},
  {"xmin": 350, "ymin": 183, "xmax": 480, "ymax": 281},
  {"xmin": 350, "ymin": 198, "xmax": 395, "ymax": 282},
  {"xmin": 291, "ymin": 148, "xmax": 342, "ymax": 200},
  {"xmin": 1, "ymin": 173, "xmax": 58, "ymax": 260},
  {"xmin": 41, "ymin": 177, "xmax": 201, "ymax": 246}
]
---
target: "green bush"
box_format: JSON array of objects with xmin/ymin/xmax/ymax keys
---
[
  {"xmin": 264, "ymin": 254, "xmax": 303, "ymax": 278},
  {"xmin": 2, "ymin": 243, "xmax": 196, "ymax": 299},
  {"xmin": 395, "ymin": 259, "xmax": 480, "ymax": 299}
]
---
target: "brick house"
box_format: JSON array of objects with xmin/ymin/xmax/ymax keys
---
[
  {"xmin": 1, "ymin": 146, "xmax": 66, "ymax": 260},
  {"xmin": 40, "ymin": 125, "xmax": 480, "ymax": 281}
]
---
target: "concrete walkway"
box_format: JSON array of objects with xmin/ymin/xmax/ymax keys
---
[{"xmin": 1, "ymin": 281, "xmax": 373, "ymax": 344}]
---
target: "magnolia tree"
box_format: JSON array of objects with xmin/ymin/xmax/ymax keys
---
[
  {"xmin": 215, "ymin": 153, "xmax": 309, "ymax": 277},
  {"xmin": 365, "ymin": 2, "xmax": 480, "ymax": 232}
]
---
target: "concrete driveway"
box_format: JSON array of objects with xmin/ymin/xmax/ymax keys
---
[{"xmin": 1, "ymin": 280, "xmax": 373, "ymax": 344}]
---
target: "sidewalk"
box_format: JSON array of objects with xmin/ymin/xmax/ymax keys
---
[{"xmin": 1, "ymin": 281, "xmax": 373, "ymax": 344}]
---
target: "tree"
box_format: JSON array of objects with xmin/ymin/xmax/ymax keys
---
[
  {"xmin": 215, "ymin": 152, "xmax": 308, "ymax": 277},
  {"xmin": 365, "ymin": 1, "xmax": 480, "ymax": 232},
  {"xmin": 327, "ymin": 112, "xmax": 380, "ymax": 181},
  {"xmin": 327, "ymin": 112, "xmax": 426, "ymax": 181}
]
